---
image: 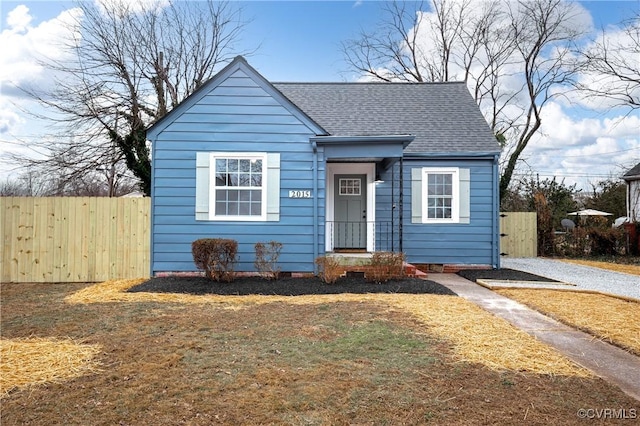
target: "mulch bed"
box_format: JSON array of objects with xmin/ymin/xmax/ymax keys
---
[
  {"xmin": 128, "ymin": 275, "xmax": 456, "ymax": 296},
  {"xmin": 457, "ymin": 268, "xmax": 560, "ymax": 283}
]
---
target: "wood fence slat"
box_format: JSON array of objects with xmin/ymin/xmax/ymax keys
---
[
  {"xmin": 32, "ymin": 198, "xmax": 45, "ymax": 281},
  {"xmin": 96, "ymin": 198, "xmax": 111, "ymax": 282},
  {"xmin": 78, "ymin": 198, "xmax": 90, "ymax": 281},
  {"xmin": 1, "ymin": 197, "xmax": 150, "ymax": 283},
  {"xmin": 109, "ymin": 199, "xmax": 119, "ymax": 279},
  {"xmin": 122, "ymin": 198, "xmax": 132, "ymax": 276},
  {"xmin": 44, "ymin": 198, "xmax": 54, "ymax": 281},
  {"xmin": 17, "ymin": 199, "xmax": 33, "ymax": 281}
]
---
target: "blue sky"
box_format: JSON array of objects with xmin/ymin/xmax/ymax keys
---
[
  {"xmin": 1, "ymin": 0, "xmax": 639, "ymax": 191},
  {"xmin": 7, "ymin": 0, "xmax": 635, "ymax": 81}
]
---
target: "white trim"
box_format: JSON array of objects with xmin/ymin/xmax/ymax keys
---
[
  {"xmin": 326, "ymin": 163, "xmax": 376, "ymax": 252},
  {"xmin": 421, "ymin": 167, "xmax": 460, "ymax": 224},
  {"xmin": 209, "ymin": 152, "xmax": 268, "ymax": 221}
]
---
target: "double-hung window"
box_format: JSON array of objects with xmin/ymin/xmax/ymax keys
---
[
  {"xmin": 422, "ymin": 168, "xmax": 459, "ymax": 223},
  {"xmin": 212, "ymin": 153, "xmax": 266, "ymax": 220}
]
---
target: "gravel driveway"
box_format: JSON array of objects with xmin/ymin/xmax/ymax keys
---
[{"xmin": 501, "ymin": 258, "xmax": 640, "ymax": 300}]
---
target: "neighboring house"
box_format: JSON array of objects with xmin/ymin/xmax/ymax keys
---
[
  {"xmin": 146, "ymin": 56, "xmax": 501, "ymax": 275},
  {"xmin": 622, "ymin": 162, "xmax": 640, "ymax": 222}
]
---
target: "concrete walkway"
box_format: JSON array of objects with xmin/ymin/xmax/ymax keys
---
[{"xmin": 430, "ymin": 273, "xmax": 640, "ymax": 402}]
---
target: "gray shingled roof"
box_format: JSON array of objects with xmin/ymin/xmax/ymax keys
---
[
  {"xmin": 273, "ymin": 81, "xmax": 500, "ymax": 154},
  {"xmin": 623, "ymin": 162, "xmax": 640, "ymax": 180}
]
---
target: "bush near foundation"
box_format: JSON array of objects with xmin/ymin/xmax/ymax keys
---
[
  {"xmin": 191, "ymin": 238, "xmax": 238, "ymax": 282},
  {"xmin": 315, "ymin": 256, "xmax": 343, "ymax": 284},
  {"xmin": 254, "ymin": 241, "xmax": 283, "ymax": 280}
]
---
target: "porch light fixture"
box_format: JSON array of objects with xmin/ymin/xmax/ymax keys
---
[{"xmin": 375, "ymin": 174, "xmax": 384, "ymax": 183}]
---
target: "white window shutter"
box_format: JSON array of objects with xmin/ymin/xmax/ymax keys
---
[
  {"xmin": 411, "ymin": 168, "xmax": 422, "ymax": 223},
  {"xmin": 266, "ymin": 153, "xmax": 280, "ymax": 221},
  {"xmin": 195, "ymin": 152, "xmax": 210, "ymax": 221},
  {"xmin": 459, "ymin": 168, "xmax": 470, "ymax": 224}
]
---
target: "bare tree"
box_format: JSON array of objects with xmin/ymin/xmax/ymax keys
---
[
  {"xmin": 498, "ymin": 0, "xmax": 586, "ymax": 199},
  {"xmin": 576, "ymin": 12, "xmax": 640, "ymax": 111},
  {"xmin": 342, "ymin": 1, "xmax": 428, "ymax": 82},
  {"xmin": 16, "ymin": 0, "xmax": 252, "ymax": 195},
  {"xmin": 0, "ymin": 164, "xmax": 138, "ymax": 197},
  {"xmin": 341, "ymin": 0, "xmax": 588, "ymax": 199}
]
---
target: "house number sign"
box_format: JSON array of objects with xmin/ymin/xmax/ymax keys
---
[{"xmin": 289, "ymin": 190, "xmax": 312, "ymax": 198}]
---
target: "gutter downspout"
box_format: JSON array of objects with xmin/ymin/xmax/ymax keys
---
[
  {"xmin": 627, "ymin": 183, "xmax": 631, "ymax": 220},
  {"xmin": 312, "ymin": 140, "xmax": 319, "ymax": 272},
  {"xmin": 149, "ymin": 136, "xmax": 156, "ymax": 278},
  {"xmin": 493, "ymin": 153, "xmax": 500, "ymax": 269},
  {"xmin": 399, "ymin": 157, "xmax": 404, "ymax": 253}
]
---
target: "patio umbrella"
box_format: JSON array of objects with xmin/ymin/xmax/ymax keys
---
[{"xmin": 567, "ymin": 209, "xmax": 613, "ymax": 216}]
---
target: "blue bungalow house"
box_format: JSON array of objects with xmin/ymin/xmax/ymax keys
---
[{"xmin": 147, "ymin": 56, "xmax": 501, "ymax": 275}]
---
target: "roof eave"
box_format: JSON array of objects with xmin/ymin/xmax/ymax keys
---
[
  {"xmin": 311, "ymin": 135, "xmax": 415, "ymax": 148},
  {"xmin": 622, "ymin": 174, "xmax": 640, "ymax": 181},
  {"xmin": 404, "ymin": 151, "xmax": 501, "ymax": 159}
]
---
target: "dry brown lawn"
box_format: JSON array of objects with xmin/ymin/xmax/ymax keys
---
[
  {"xmin": 0, "ymin": 337, "xmax": 102, "ymax": 397},
  {"xmin": 1, "ymin": 280, "xmax": 637, "ymax": 425},
  {"xmin": 497, "ymin": 289, "xmax": 640, "ymax": 356},
  {"xmin": 559, "ymin": 258, "xmax": 640, "ymax": 276}
]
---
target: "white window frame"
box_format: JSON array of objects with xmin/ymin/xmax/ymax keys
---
[
  {"xmin": 210, "ymin": 152, "xmax": 267, "ymax": 221},
  {"xmin": 421, "ymin": 167, "xmax": 460, "ymax": 223}
]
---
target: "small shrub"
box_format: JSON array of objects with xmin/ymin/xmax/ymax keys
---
[
  {"xmin": 315, "ymin": 256, "xmax": 343, "ymax": 284},
  {"xmin": 365, "ymin": 251, "xmax": 405, "ymax": 283},
  {"xmin": 534, "ymin": 192, "xmax": 555, "ymax": 256},
  {"xmin": 557, "ymin": 227, "xmax": 589, "ymax": 257},
  {"xmin": 191, "ymin": 238, "xmax": 238, "ymax": 282},
  {"xmin": 589, "ymin": 228, "xmax": 624, "ymax": 256},
  {"xmin": 254, "ymin": 241, "xmax": 283, "ymax": 280}
]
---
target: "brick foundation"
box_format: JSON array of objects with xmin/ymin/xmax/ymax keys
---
[{"xmin": 412, "ymin": 264, "xmax": 491, "ymax": 274}]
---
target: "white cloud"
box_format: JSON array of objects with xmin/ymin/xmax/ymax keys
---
[
  {"xmin": 535, "ymin": 102, "xmax": 603, "ymax": 148},
  {"xmin": 0, "ymin": 98, "xmax": 22, "ymax": 134},
  {"xmin": 0, "ymin": 5, "xmax": 82, "ymax": 92},
  {"xmin": 516, "ymin": 101, "xmax": 640, "ymax": 188},
  {"xmin": 0, "ymin": 5, "xmax": 82, "ymax": 141},
  {"xmin": 94, "ymin": 0, "xmax": 169, "ymax": 16},
  {"xmin": 6, "ymin": 4, "xmax": 32, "ymax": 31}
]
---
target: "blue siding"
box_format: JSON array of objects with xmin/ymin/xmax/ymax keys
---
[
  {"xmin": 375, "ymin": 158, "xmax": 498, "ymax": 266},
  {"xmin": 150, "ymin": 58, "xmax": 499, "ymax": 274},
  {"xmin": 151, "ymin": 68, "xmax": 325, "ymax": 274}
]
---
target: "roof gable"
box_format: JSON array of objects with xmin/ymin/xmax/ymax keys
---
[
  {"xmin": 147, "ymin": 56, "xmax": 327, "ymax": 139},
  {"xmin": 273, "ymin": 82, "xmax": 500, "ymax": 154}
]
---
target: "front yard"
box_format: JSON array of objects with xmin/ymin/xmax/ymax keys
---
[{"xmin": 1, "ymin": 280, "xmax": 637, "ymax": 425}]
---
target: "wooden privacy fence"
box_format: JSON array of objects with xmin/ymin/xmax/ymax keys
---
[
  {"xmin": 499, "ymin": 212, "xmax": 537, "ymax": 258},
  {"xmin": 1, "ymin": 197, "xmax": 150, "ymax": 283}
]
